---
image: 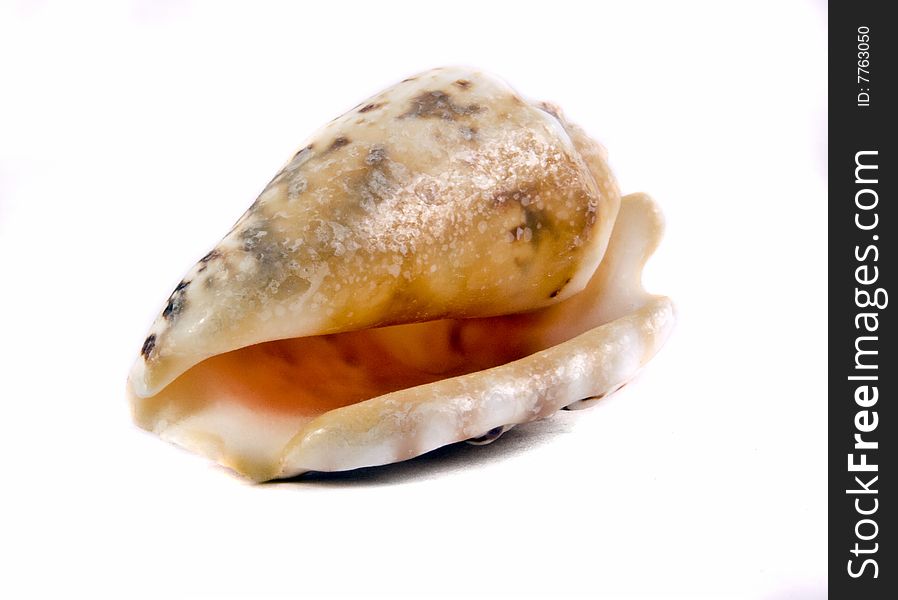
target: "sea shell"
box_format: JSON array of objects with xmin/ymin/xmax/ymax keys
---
[{"xmin": 127, "ymin": 67, "xmax": 675, "ymax": 481}]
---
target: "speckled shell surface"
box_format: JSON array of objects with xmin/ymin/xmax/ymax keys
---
[
  {"xmin": 127, "ymin": 67, "xmax": 673, "ymax": 481},
  {"xmin": 130, "ymin": 67, "xmax": 619, "ymax": 399}
]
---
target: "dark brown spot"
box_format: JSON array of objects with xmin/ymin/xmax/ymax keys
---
[
  {"xmin": 399, "ymin": 90, "xmax": 482, "ymax": 121},
  {"xmin": 200, "ymin": 249, "xmax": 221, "ymax": 264},
  {"xmin": 402, "ymin": 76, "xmax": 418, "ymax": 82},
  {"xmin": 162, "ymin": 280, "xmax": 190, "ymax": 320},
  {"xmin": 453, "ymin": 79, "xmax": 471, "ymax": 89},
  {"xmin": 328, "ymin": 136, "xmax": 350, "ymax": 152},
  {"xmin": 358, "ymin": 103, "xmax": 383, "ymax": 113},
  {"xmin": 141, "ymin": 334, "xmax": 156, "ymax": 359},
  {"xmin": 549, "ymin": 277, "xmax": 572, "ymax": 299},
  {"xmin": 197, "ymin": 251, "xmax": 218, "ymax": 272}
]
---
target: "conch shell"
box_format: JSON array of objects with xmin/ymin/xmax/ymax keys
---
[{"xmin": 127, "ymin": 67, "xmax": 675, "ymax": 481}]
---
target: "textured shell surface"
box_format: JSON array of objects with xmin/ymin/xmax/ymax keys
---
[{"xmin": 127, "ymin": 67, "xmax": 674, "ymax": 481}]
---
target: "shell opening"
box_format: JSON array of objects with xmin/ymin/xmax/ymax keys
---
[{"xmin": 129, "ymin": 194, "xmax": 670, "ymax": 480}]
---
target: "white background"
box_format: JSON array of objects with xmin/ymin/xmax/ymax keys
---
[{"xmin": 0, "ymin": 1, "xmax": 827, "ymax": 598}]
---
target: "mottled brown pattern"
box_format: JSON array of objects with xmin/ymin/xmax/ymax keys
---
[
  {"xmin": 240, "ymin": 222, "xmax": 292, "ymax": 280},
  {"xmin": 453, "ymin": 79, "xmax": 471, "ymax": 89},
  {"xmin": 365, "ymin": 144, "xmax": 386, "ymax": 165},
  {"xmin": 240, "ymin": 224, "xmax": 268, "ymax": 252},
  {"xmin": 492, "ymin": 185, "xmax": 547, "ymax": 247},
  {"xmin": 357, "ymin": 165, "xmax": 396, "ymax": 211},
  {"xmin": 400, "ymin": 90, "xmax": 482, "ymax": 121}
]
